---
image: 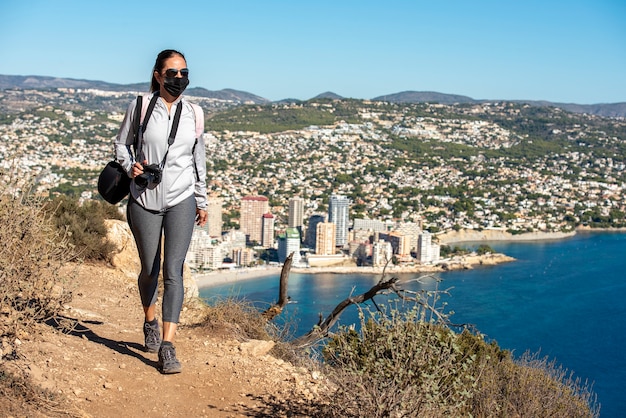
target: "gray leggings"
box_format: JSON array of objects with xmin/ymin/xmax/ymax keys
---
[{"xmin": 127, "ymin": 195, "xmax": 196, "ymax": 323}]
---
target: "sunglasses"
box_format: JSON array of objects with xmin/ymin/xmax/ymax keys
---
[{"xmin": 164, "ymin": 68, "xmax": 189, "ymax": 78}]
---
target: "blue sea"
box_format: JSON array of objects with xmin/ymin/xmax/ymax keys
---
[{"xmin": 199, "ymin": 232, "xmax": 626, "ymax": 417}]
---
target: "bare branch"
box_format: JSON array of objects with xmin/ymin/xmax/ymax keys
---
[
  {"xmin": 387, "ymin": 279, "xmax": 471, "ymax": 329},
  {"xmin": 258, "ymin": 256, "xmax": 469, "ymax": 347},
  {"xmin": 290, "ymin": 277, "xmax": 399, "ymax": 348},
  {"xmin": 262, "ymin": 252, "xmax": 293, "ymax": 320}
]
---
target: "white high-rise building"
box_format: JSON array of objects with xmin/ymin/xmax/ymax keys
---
[
  {"xmin": 417, "ymin": 231, "xmax": 432, "ymax": 263},
  {"xmin": 261, "ymin": 213, "xmax": 275, "ymax": 248},
  {"xmin": 289, "ymin": 197, "xmax": 305, "ymax": 243},
  {"xmin": 288, "ymin": 197, "xmax": 304, "ymax": 228},
  {"xmin": 372, "ymin": 239, "xmax": 393, "ymax": 267},
  {"xmin": 328, "ymin": 194, "xmax": 350, "ymax": 247},
  {"xmin": 187, "ymin": 230, "xmax": 223, "ymax": 270},
  {"xmin": 417, "ymin": 231, "xmax": 440, "ymax": 263}
]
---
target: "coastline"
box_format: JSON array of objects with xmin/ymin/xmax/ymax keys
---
[
  {"xmin": 193, "ymin": 253, "xmax": 516, "ymax": 289},
  {"xmin": 436, "ymin": 228, "xmax": 577, "ymax": 245},
  {"xmin": 292, "ymin": 253, "xmax": 517, "ymax": 276},
  {"xmin": 194, "ymin": 228, "xmax": 626, "ymax": 290}
]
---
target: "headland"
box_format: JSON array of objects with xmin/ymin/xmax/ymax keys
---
[{"xmin": 194, "ymin": 252, "xmax": 516, "ymax": 289}]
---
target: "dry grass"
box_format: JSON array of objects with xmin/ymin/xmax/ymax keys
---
[
  {"xmin": 191, "ymin": 296, "xmax": 277, "ymax": 341},
  {"xmin": 470, "ymin": 348, "xmax": 600, "ymax": 417},
  {"xmin": 0, "ymin": 366, "xmax": 82, "ymax": 418},
  {"xmin": 191, "ymin": 282, "xmax": 599, "ymax": 417},
  {"xmin": 0, "ymin": 177, "xmax": 74, "ymax": 340},
  {"xmin": 192, "ymin": 295, "xmax": 318, "ymax": 369},
  {"xmin": 0, "ymin": 173, "xmax": 78, "ymax": 417}
]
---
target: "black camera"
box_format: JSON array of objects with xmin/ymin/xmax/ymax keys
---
[{"xmin": 135, "ymin": 163, "xmax": 162, "ymax": 187}]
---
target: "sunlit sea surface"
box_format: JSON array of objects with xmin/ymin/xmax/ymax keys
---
[{"xmin": 200, "ymin": 232, "xmax": 626, "ymax": 417}]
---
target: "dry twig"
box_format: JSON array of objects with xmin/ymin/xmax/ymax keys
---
[{"xmin": 262, "ymin": 252, "xmax": 294, "ymax": 320}]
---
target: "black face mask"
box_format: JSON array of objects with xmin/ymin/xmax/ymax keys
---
[{"xmin": 163, "ymin": 77, "xmax": 189, "ymax": 97}]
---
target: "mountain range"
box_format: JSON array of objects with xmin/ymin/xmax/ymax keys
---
[{"xmin": 1, "ymin": 74, "xmax": 624, "ymax": 118}]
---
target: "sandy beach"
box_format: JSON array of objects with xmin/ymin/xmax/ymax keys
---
[{"xmin": 194, "ymin": 266, "xmax": 283, "ymax": 289}]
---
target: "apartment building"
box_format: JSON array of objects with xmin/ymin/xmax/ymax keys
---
[
  {"xmin": 206, "ymin": 197, "xmax": 223, "ymax": 237},
  {"xmin": 261, "ymin": 212, "xmax": 275, "ymax": 248},
  {"xmin": 315, "ymin": 222, "xmax": 336, "ymax": 255},
  {"xmin": 240, "ymin": 195, "xmax": 269, "ymax": 244},
  {"xmin": 277, "ymin": 227, "xmax": 301, "ymax": 263},
  {"xmin": 328, "ymin": 194, "xmax": 350, "ymax": 247}
]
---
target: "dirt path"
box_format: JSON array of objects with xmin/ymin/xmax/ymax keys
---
[{"xmin": 8, "ymin": 263, "xmax": 322, "ymax": 417}]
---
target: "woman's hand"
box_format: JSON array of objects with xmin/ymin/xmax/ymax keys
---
[
  {"xmin": 196, "ymin": 208, "xmax": 207, "ymax": 227},
  {"xmin": 131, "ymin": 160, "xmax": 147, "ymax": 178}
]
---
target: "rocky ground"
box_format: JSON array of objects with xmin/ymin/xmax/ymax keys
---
[{"xmin": 2, "ymin": 262, "xmax": 325, "ymax": 417}]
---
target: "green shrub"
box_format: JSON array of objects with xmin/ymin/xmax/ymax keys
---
[
  {"xmin": 475, "ymin": 244, "xmax": 494, "ymax": 255},
  {"xmin": 42, "ymin": 195, "xmax": 123, "ymax": 262},
  {"xmin": 321, "ymin": 307, "xmax": 477, "ymax": 417},
  {"xmin": 319, "ymin": 305, "xmax": 599, "ymax": 418}
]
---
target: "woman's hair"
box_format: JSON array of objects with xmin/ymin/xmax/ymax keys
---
[{"xmin": 150, "ymin": 49, "xmax": 186, "ymax": 92}]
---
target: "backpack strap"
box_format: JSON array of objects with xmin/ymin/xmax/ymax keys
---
[
  {"xmin": 135, "ymin": 93, "xmax": 160, "ymax": 164},
  {"xmin": 140, "ymin": 94, "xmax": 149, "ymax": 127},
  {"xmin": 190, "ymin": 102, "xmax": 204, "ymax": 139},
  {"xmin": 189, "ymin": 102, "xmax": 204, "ymax": 181}
]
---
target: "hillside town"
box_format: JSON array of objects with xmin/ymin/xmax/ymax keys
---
[{"xmin": 1, "ymin": 87, "xmax": 625, "ymax": 271}]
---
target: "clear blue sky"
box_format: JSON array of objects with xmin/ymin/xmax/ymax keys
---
[{"xmin": 1, "ymin": 0, "xmax": 624, "ymax": 103}]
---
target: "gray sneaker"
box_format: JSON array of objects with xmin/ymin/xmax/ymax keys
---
[
  {"xmin": 158, "ymin": 343, "xmax": 182, "ymax": 374},
  {"xmin": 143, "ymin": 320, "xmax": 161, "ymax": 353}
]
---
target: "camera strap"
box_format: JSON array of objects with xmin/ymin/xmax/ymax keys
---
[
  {"xmin": 159, "ymin": 101, "xmax": 183, "ymax": 169},
  {"xmin": 136, "ymin": 94, "xmax": 184, "ymax": 171},
  {"xmin": 135, "ymin": 93, "xmax": 159, "ymax": 162}
]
